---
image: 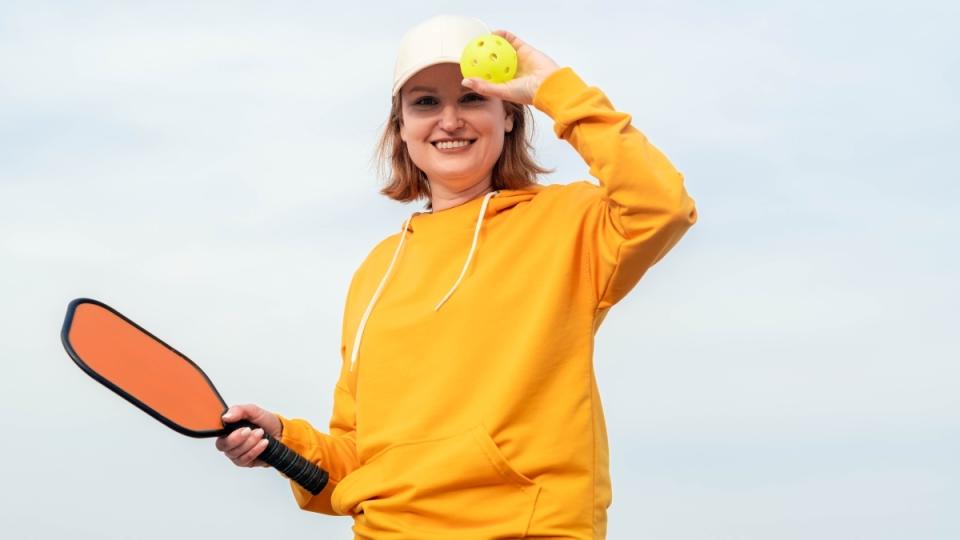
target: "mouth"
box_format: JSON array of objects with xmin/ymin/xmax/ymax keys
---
[{"xmin": 431, "ymin": 139, "xmax": 477, "ymax": 150}]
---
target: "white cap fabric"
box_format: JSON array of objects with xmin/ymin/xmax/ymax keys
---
[{"xmin": 392, "ymin": 15, "xmax": 490, "ymax": 97}]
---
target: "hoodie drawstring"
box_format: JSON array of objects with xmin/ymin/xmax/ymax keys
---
[
  {"xmin": 349, "ymin": 214, "xmax": 413, "ymax": 372},
  {"xmin": 435, "ymin": 190, "xmax": 498, "ymax": 310},
  {"xmin": 348, "ymin": 190, "xmax": 498, "ymax": 372}
]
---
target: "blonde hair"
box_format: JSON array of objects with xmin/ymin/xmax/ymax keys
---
[{"xmin": 374, "ymin": 94, "xmax": 552, "ymax": 210}]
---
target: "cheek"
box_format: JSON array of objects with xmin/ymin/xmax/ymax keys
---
[
  {"xmin": 484, "ymin": 114, "xmax": 507, "ymax": 142},
  {"xmin": 486, "ymin": 133, "xmax": 506, "ymax": 162},
  {"xmin": 400, "ymin": 122, "xmax": 431, "ymax": 169},
  {"xmin": 402, "ymin": 119, "xmax": 433, "ymax": 147},
  {"xmin": 478, "ymin": 115, "xmax": 506, "ymax": 149},
  {"xmin": 399, "ymin": 106, "xmax": 425, "ymax": 141}
]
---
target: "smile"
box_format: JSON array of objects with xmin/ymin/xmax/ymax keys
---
[{"xmin": 431, "ymin": 139, "xmax": 476, "ymax": 150}]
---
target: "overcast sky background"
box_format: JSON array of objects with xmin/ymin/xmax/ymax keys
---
[{"xmin": 2, "ymin": 1, "xmax": 957, "ymax": 538}]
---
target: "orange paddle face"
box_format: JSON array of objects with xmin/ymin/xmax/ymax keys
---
[
  {"xmin": 61, "ymin": 297, "xmax": 330, "ymax": 495},
  {"xmin": 62, "ymin": 299, "xmax": 228, "ymax": 437}
]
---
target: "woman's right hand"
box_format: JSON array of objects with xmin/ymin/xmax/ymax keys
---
[
  {"xmin": 461, "ymin": 30, "xmax": 560, "ymax": 106},
  {"xmin": 215, "ymin": 403, "xmax": 282, "ymax": 468}
]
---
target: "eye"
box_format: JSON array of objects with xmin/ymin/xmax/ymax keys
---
[
  {"xmin": 461, "ymin": 93, "xmax": 485, "ymax": 103},
  {"xmin": 413, "ymin": 96, "xmax": 437, "ymax": 106}
]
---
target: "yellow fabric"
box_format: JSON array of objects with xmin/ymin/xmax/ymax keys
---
[{"xmin": 277, "ymin": 67, "xmax": 698, "ymax": 539}]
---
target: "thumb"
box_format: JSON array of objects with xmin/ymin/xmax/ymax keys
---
[
  {"xmin": 222, "ymin": 403, "xmax": 257, "ymax": 422},
  {"xmin": 221, "ymin": 406, "xmax": 237, "ymax": 422},
  {"xmin": 223, "ymin": 403, "xmax": 281, "ymax": 439}
]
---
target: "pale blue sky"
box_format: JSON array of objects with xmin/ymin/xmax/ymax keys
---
[{"xmin": 2, "ymin": 1, "xmax": 958, "ymax": 538}]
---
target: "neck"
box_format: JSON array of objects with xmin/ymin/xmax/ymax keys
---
[{"xmin": 429, "ymin": 177, "xmax": 493, "ymax": 212}]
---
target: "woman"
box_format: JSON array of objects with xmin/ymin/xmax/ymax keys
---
[{"xmin": 216, "ymin": 15, "xmax": 697, "ymax": 539}]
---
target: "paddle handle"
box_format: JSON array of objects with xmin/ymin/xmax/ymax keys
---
[{"xmin": 228, "ymin": 420, "xmax": 329, "ymax": 495}]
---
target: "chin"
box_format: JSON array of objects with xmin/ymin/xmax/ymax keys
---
[{"xmin": 433, "ymin": 163, "xmax": 491, "ymax": 180}]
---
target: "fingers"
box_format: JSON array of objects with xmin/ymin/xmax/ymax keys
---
[
  {"xmin": 238, "ymin": 436, "xmax": 270, "ymax": 468},
  {"xmin": 217, "ymin": 403, "xmax": 282, "ymax": 468},
  {"xmin": 215, "ymin": 425, "xmax": 253, "ymax": 455},
  {"xmin": 222, "ymin": 403, "xmax": 282, "ymax": 439},
  {"xmin": 491, "ymin": 29, "xmax": 523, "ymax": 50},
  {"xmin": 226, "ymin": 428, "xmax": 263, "ymax": 461},
  {"xmin": 215, "ymin": 426, "xmax": 269, "ymax": 467},
  {"xmin": 462, "ymin": 78, "xmax": 510, "ymax": 101}
]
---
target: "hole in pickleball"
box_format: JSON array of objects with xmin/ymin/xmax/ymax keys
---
[
  {"xmin": 489, "ymin": 53, "xmax": 498, "ymax": 62},
  {"xmin": 484, "ymin": 73, "xmax": 492, "ymax": 80},
  {"xmin": 478, "ymin": 40, "xmax": 485, "ymax": 47},
  {"xmin": 505, "ymin": 66, "xmax": 511, "ymax": 73},
  {"xmin": 472, "ymin": 58, "xmax": 479, "ymax": 66}
]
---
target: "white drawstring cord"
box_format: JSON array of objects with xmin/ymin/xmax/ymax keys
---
[
  {"xmin": 434, "ymin": 190, "xmax": 498, "ymax": 311},
  {"xmin": 349, "ymin": 215, "xmax": 413, "ymax": 372},
  {"xmin": 349, "ymin": 190, "xmax": 498, "ymax": 372}
]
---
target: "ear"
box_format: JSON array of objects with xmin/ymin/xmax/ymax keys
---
[{"xmin": 505, "ymin": 111, "xmax": 514, "ymax": 133}]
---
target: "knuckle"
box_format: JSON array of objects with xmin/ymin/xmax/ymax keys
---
[
  {"xmin": 241, "ymin": 441, "xmax": 268, "ymax": 464},
  {"xmin": 228, "ymin": 445, "xmax": 250, "ymax": 460},
  {"xmin": 229, "ymin": 429, "xmax": 251, "ymax": 444}
]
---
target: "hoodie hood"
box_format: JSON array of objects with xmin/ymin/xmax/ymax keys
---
[{"xmin": 405, "ymin": 186, "xmax": 544, "ymax": 234}]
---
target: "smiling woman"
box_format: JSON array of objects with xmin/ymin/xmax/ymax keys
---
[
  {"xmin": 378, "ymin": 62, "xmax": 549, "ymax": 211},
  {"xmin": 215, "ymin": 13, "xmax": 698, "ymax": 540},
  {"xmin": 398, "ymin": 63, "xmax": 518, "ymax": 206}
]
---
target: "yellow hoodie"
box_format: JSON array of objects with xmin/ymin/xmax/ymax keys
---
[{"xmin": 276, "ymin": 67, "xmax": 697, "ymax": 539}]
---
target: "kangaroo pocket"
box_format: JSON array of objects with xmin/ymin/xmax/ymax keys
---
[{"xmin": 331, "ymin": 425, "xmax": 541, "ymax": 537}]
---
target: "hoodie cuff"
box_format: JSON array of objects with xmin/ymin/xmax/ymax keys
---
[
  {"xmin": 532, "ymin": 67, "xmax": 590, "ymax": 125},
  {"xmin": 275, "ymin": 413, "xmax": 314, "ymax": 461}
]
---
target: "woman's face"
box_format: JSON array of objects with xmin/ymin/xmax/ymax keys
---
[{"xmin": 399, "ymin": 63, "xmax": 514, "ymax": 193}]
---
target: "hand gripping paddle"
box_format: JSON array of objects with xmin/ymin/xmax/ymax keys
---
[{"xmin": 60, "ymin": 298, "xmax": 328, "ymax": 495}]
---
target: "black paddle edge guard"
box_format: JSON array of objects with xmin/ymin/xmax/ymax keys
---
[
  {"xmin": 225, "ymin": 420, "xmax": 329, "ymax": 495},
  {"xmin": 61, "ymin": 298, "xmax": 230, "ymax": 439},
  {"xmin": 61, "ymin": 297, "xmax": 331, "ymax": 496}
]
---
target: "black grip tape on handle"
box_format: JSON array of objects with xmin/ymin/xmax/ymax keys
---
[
  {"xmin": 260, "ymin": 435, "xmax": 328, "ymax": 494},
  {"xmin": 227, "ymin": 421, "xmax": 329, "ymax": 495}
]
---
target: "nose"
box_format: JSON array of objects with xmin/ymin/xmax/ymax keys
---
[{"xmin": 439, "ymin": 104, "xmax": 463, "ymax": 132}]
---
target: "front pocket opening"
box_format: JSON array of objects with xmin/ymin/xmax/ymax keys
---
[
  {"xmin": 332, "ymin": 426, "xmax": 542, "ymax": 536},
  {"xmin": 470, "ymin": 425, "xmax": 538, "ymax": 491}
]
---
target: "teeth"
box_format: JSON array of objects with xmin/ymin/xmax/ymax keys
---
[{"xmin": 435, "ymin": 140, "xmax": 472, "ymax": 150}]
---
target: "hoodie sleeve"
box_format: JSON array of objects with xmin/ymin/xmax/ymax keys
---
[
  {"xmin": 274, "ymin": 361, "xmax": 360, "ymax": 515},
  {"xmin": 532, "ymin": 67, "xmax": 698, "ymax": 311},
  {"xmin": 275, "ymin": 377, "xmax": 359, "ymax": 515},
  {"xmin": 274, "ymin": 284, "xmax": 363, "ymax": 515}
]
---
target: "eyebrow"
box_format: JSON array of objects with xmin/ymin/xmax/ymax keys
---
[
  {"xmin": 406, "ymin": 85, "xmax": 472, "ymax": 94},
  {"xmin": 407, "ymin": 85, "xmax": 436, "ymax": 93}
]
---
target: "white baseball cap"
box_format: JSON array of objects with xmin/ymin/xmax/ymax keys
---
[{"xmin": 392, "ymin": 15, "xmax": 490, "ymax": 97}]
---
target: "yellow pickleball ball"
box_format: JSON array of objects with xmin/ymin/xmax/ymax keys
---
[{"xmin": 460, "ymin": 34, "xmax": 518, "ymax": 84}]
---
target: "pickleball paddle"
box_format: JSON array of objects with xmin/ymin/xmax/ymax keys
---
[{"xmin": 60, "ymin": 297, "xmax": 328, "ymax": 495}]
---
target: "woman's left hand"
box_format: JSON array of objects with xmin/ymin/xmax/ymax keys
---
[{"xmin": 462, "ymin": 30, "xmax": 560, "ymax": 105}]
